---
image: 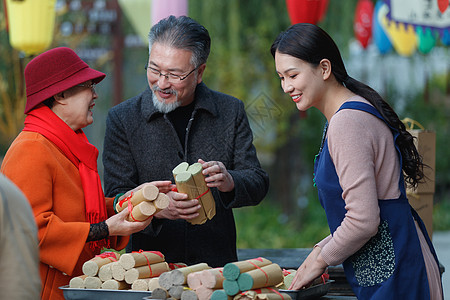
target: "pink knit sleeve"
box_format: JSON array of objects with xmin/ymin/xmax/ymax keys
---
[
  {"xmin": 319, "ymin": 105, "xmax": 400, "ymax": 266},
  {"xmin": 316, "ymin": 234, "xmax": 332, "ymax": 249}
]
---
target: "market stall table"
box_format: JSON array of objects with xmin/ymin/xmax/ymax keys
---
[
  {"xmin": 238, "ymin": 248, "xmax": 445, "ymax": 299},
  {"xmin": 60, "ymin": 248, "xmax": 444, "ymax": 299}
]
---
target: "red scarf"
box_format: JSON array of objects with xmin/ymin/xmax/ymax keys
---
[{"xmin": 23, "ymin": 105, "xmax": 109, "ymax": 251}]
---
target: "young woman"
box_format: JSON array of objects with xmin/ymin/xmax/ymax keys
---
[{"xmin": 271, "ymin": 23, "xmax": 443, "ymax": 299}]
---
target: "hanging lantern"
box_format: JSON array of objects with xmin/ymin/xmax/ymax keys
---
[
  {"xmin": 416, "ymin": 27, "xmax": 436, "ymax": 54},
  {"xmin": 152, "ymin": 0, "xmax": 188, "ymax": 26},
  {"xmin": 437, "ymin": 0, "xmax": 449, "ymax": 14},
  {"xmin": 354, "ymin": 0, "xmax": 374, "ymax": 49},
  {"xmin": 286, "ymin": 0, "xmax": 326, "ymax": 25},
  {"xmin": 318, "ymin": 0, "xmax": 329, "ymax": 23},
  {"xmin": 5, "ymin": 0, "xmax": 56, "ymax": 55},
  {"xmin": 372, "ymin": 1, "xmax": 392, "ymax": 54}
]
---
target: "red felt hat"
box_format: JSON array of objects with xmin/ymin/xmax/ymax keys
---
[{"xmin": 24, "ymin": 47, "xmax": 106, "ymax": 114}]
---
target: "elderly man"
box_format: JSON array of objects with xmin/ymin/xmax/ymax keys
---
[{"xmin": 103, "ymin": 15, "xmax": 269, "ymax": 267}]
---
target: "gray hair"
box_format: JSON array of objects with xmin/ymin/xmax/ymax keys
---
[{"xmin": 148, "ymin": 15, "xmax": 211, "ymax": 67}]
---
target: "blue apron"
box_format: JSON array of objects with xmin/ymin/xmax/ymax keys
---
[{"xmin": 314, "ymin": 101, "xmax": 439, "ymax": 299}]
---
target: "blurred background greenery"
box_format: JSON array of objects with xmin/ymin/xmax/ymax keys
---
[{"xmin": 1, "ymin": 0, "xmax": 449, "ymax": 249}]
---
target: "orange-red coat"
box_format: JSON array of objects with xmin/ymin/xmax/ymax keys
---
[{"xmin": 1, "ymin": 131, "xmax": 128, "ymax": 300}]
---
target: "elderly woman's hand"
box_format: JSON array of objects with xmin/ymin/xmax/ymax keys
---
[{"xmin": 105, "ymin": 208, "xmax": 153, "ymax": 236}]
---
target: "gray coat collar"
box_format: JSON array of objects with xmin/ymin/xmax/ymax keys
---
[{"xmin": 141, "ymin": 82, "xmax": 218, "ymax": 121}]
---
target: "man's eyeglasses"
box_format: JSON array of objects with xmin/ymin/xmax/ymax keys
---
[
  {"xmin": 76, "ymin": 82, "xmax": 97, "ymax": 92},
  {"xmin": 145, "ymin": 65, "xmax": 200, "ymax": 83}
]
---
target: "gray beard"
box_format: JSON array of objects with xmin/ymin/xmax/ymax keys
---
[{"xmin": 151, "ymin": 87, "xmax": 180, "ymax": 113}]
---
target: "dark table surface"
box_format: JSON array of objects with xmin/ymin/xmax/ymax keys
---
[
  {"xmin": 237, "ymin": 248, "xmax": 445, "ymax": 300},
  {"xmin": 237, "ymin": 248, "xmax": 356, "ymax": 299}
]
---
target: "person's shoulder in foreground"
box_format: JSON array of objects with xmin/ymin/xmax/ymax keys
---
[{"xmin": 0, "ymin": 174, "xmax": 40, "ymax": 300}]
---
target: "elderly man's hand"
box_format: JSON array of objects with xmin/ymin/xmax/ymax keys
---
[
  {"xmin": 198, "ymin": 159, "xmax": 234, "ymax": 192},
  {"xmin": 154, "ymin": 190, "xmax": 201, "ymax": 220}
]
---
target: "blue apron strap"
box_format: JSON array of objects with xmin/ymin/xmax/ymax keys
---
[
  {"xmin": 410, "ymin": 206, "xmax": 441, "ymax": 267},
  {"xmin": 338, "ymin": 101, "xmax": 383, "ymax": 119}
]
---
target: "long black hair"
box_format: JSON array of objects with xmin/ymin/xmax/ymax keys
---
[{"xmin": 271, "ymin": 23, "xmax": 424, "ymax": 188}]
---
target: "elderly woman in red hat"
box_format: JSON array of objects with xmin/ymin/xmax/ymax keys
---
[{"xmin": 1, "ymin": 47, "xmax": 173, "ymax": 300}]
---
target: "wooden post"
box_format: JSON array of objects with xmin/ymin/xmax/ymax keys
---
[
  {"xmin": 171, "ymin": 263, "xmax": 211, "ymax": 286},
  {"xmin": 174, "ymin": 172, "xmax": 207, "ymax": 225},
  {"xmin": 124, "ymin": 261, "xmax": 170, "ymax": 284},
  {"xmin": 82, "ymin": 252, "xmax": 120, "ymax": 276},
  {"xmin": 116, "ymin": 184, "xmax": 159, "ymax": 212},
  {"xmin": 119, "ymin": 251, "xmax": 165, "ymax": 270},
  {"xmin": 188, "ymin": 163, "xmax": 216, "ymax": 219},
  {"xmin": 69, "ymin": 275, "xmax": 88, "ymax": 289},
  {"xmin": 101, "ymin": 279, "xmax": 130, "ymax": 290}
]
